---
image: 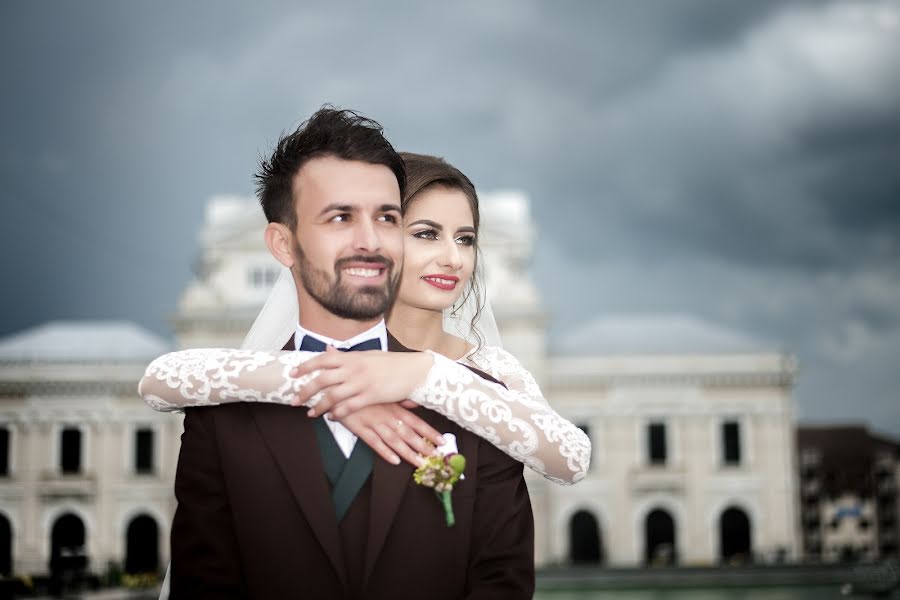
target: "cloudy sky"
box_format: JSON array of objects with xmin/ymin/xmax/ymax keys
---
[{"xmin": 2, "ymin": 1, "xmax": 898, "ymax": 434}]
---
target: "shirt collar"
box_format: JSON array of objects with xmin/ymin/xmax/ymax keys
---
[{"xmin": 294, "ymin": 320, "xmax": 387, "ymax": 352}]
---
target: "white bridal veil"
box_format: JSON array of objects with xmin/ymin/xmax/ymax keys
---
[{"xmin": 241, "ymin": 265, "xmax": 502, "ymax": 351}]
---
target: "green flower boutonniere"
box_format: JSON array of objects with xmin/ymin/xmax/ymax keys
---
[{"xmin": 413, "ymin": 433, "xmax": 466, "ymax": 527}]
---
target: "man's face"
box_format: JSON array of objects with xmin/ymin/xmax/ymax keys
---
[{"xmin": 290, "ymin": 156, "xmax": 403, "ymax": 321}]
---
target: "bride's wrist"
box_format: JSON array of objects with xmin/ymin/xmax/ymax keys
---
[{"xmin": 406, "ymin": 350, "xmax": 438, "ymax": 402}]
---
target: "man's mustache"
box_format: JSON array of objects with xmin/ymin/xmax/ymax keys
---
[{"xmin": 334, "ymin": 255, "xmax": 394, "ymax": 272}]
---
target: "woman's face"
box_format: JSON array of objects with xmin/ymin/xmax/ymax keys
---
[{"xmin": 397, "ymin": 185, "xmax": 476, "ymax": 313}]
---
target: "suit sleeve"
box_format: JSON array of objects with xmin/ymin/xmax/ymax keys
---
[
  {"xmin": 170, "ymin": 407, "xmax": 246, "ymax": 599},
  {"xmin": 464, "ymin": 440, "xmax": 535, "ymax": 599}
]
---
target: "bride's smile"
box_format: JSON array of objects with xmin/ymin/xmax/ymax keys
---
[{"xmin": 398, "ymin": 185, "xmax": 477, "ymax": 313}]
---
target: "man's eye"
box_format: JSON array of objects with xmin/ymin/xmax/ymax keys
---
[
  {"xmin": 330, "ymin": 213, "xmax": 351, "ymax": 222},
  {"xmin": 456, "ymin": 235, "xmax": 475, "ymax": 247},
  {"xmin": 413, "ymin": 229, "xmax": 438, "ymax": 240},
  {"xmin": 379, "ymin": 213, "xmax": 400, "ymax": 224}
]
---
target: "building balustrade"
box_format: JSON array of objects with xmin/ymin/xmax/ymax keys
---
[
  {"xmin": 36, "ymin": 470, "xmax": 97, "ymax": 498},
  {"xmin": 629, "ymin": 466, "xmax": 686, "ymax": 493}
]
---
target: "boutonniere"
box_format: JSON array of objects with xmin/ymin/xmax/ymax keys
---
[{"xmin": 413, "ymin": 433, "xmax": 466, "ymax": 527}]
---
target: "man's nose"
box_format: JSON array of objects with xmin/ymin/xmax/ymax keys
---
[{"xmin": 352, "ymin": 219, "xmax": 381, "ymax": 253}]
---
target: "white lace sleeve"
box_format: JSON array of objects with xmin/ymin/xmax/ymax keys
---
[
  {"xmin": 408, "ymin": 346, "xmax": 591, "ymax": 485},
  {"xmin": 138, "ymin": 349, "xmax": 325, "ymax": 412}
]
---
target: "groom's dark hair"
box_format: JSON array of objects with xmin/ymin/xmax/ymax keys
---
[{"xmin": 255, "ymin": 105, "xmax": 406, "ymax": 229}]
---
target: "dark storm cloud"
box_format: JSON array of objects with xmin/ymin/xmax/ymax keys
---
[{"xmin": 1, "ymin": 0, "xmax": 898, "ymax": 434}]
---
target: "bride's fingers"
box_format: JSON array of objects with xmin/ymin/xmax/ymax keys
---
[
  {"xmin": 373, "ymin": 422, "xmax": 423, "ymax": 468},
  {"xmin": 393, "ymin": 417, "xmax": 438, "ymax": 457},
  {"xmin": 396, "ymin": 410, "xmax": 445, "ymax": 447},
  {"xmin": 292, "ymin": 368, "xmax": 349, "ymax": 407},
  {"xmin": 291, "ymin": 349, "xmax": 349, "ymax": 378},
  {"xmin": 329, "ymin": 395, "xmax": 373, "ymax": 419},
  {"xmin": 354, "ymin": 427, "xmax": 401, "ymax": 466},
  {"xmin": 312, "ymin": 383, "xmax": 363, "ymax": 417}
]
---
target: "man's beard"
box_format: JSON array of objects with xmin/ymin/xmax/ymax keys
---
[{"xmin": 292, "ymin": 240, "xmax": 398, "ymax": 321}]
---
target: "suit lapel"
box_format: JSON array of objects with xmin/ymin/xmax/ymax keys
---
[
  {"xmin": 250, "ymin": 333, "xmax": 348, "ymax": 585},
  {"xmin": 251, "ymin": 406, "xmax": 348, "ymax": 587}
]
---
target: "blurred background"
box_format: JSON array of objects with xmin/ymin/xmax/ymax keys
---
[{"xmin": 1, "ymin": 1, "xmax": 898, "ymax": 597}]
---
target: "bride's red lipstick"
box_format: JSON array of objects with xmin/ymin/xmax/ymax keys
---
[{"xmin": 422, "ymin": 274, "xmax": 459, "ymax": 290}]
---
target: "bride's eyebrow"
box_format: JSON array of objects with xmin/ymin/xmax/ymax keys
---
[{"xmin": 407, "ymin": 219, "xmax": 442, "ymax": 230}]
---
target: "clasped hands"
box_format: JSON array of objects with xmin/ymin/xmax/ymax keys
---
[{"xmin": 290, "ymin": 346, "xmax": 440, "ymax": 467}]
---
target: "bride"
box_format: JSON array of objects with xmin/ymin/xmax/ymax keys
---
[{"xmin": 140, "ymin": 152, "xmax": 591, "ymax": 485}]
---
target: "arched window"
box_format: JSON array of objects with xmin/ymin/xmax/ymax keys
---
[
  {"xmin": 0, "ymin": 513, "xmax": 11, "ymax": 576},
  {"xmin": 720, "ymin": 506, "xmax": 752, "ymax": 564},
  {"xmin": 49, "ymin": 513, "xmax": 87, "ymax": 575},
  {"xmin": 644, "ymin": 508, "xmax": 676, "ymax": 565},
  {"xmin": 125, "ymin": 514, "xmax": 160, "ymax": 574},
  {"xmin": 568, "ymin": 510, "xmax": 603, "ymax": 564}
]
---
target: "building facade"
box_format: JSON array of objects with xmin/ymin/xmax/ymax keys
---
[
  {"xmin": 797, "ymin": 426, "xmax": 900, "ymax": 562},
  {"xmin": 1, "ymin": 191, "xmax": 803, "ymax": 576},
  {"xmin": 0, "ymin": 322, "xmax": 177, "ymax": 578},
  {"xmin": 169, "ymin": 193, "xmax": 802, "ymax": 567}
]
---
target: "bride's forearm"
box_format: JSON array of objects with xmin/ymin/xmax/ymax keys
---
[
  {"xmin": 408, "ymin": 351, "xmax": 592, "ymax": 485},
  {"xmin": 138, "ymin": 349, "xmax": 322, "ymax": 412}
]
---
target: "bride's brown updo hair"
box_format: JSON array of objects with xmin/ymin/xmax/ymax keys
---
[{"xmin": 400, "ymin": 152, "xmax": 485, "ymax": 349}]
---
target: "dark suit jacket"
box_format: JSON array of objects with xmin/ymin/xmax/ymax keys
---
[{"xmin": 170, "ymin": 333, "xmax": 535, "ymax": 599}]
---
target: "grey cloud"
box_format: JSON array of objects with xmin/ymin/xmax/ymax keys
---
[{"xmin": 1, "ymin": 0, "xmax": 898, "ymax": 435}]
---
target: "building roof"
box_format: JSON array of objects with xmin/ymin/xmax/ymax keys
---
[
  {"xmin": 797, "ymin": 425, "xmax": 900, "ymax": 494},
  {"xmin": 0, "ymin": 320, "xmax": 172, "ymax": 362},
  {"xmin": 553, "ymin": 313, "xmax": 775, "ymax": 355}
]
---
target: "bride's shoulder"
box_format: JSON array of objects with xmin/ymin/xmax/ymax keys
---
[{"xmin": 465, "ymin": 345, "xmax": 521, "ymax": 369}]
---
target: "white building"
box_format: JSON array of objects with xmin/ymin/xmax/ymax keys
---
[
  {"xmin": 171, "ymin": 193, "xmax": 802, "ymax": 567},
  {"xmin": 0, "ymin": 321, "xmax": 178, "ymax": 578},
  {"xmin": 0, "ymin": 190, "xmax": 801, "ymax": 577}
]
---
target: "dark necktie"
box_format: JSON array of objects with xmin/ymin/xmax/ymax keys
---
[
  {"xmin": 297, "ymin": 332, "xmax": 380, "ymax": 522},
  {"xmin": 298, "ymin": 335, "xmax": 382, "ymax": 353}
]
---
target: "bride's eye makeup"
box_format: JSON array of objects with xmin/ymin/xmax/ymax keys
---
[{"xmin": 412, "ymin": 227, "xmax": 439, "ymax": 240}]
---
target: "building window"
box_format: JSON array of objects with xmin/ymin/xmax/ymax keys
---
[
  {"xmin": 648, "ymin": 423, "xmax": 667, "ymax": 465},
  {"xmin": 722, "ymin": 421, "xmax": 741, "ymax": 466},
  {"xmin": 60, "ymin": 428, "xmax": 82, "ymax": 474},
  {"xmin": 0, "ymin": 427, "xmax": 9, "ymax": 476},
  {"xmin": 135, "ymin": 429, "xmax": 154, "ymax": 474},
  {"xmin": 248, "ymin": 267, "xmax": 279, "ymax": 289}
]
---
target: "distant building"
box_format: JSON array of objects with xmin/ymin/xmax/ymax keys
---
[
  {"xmin": 0, "ymin": 191, "xmax": 804, "ymax": 577},
  {"xmin": 173, "ymin": 193, "xmax": 802, "ymax": 567},
  {"xmin": 797, "ymin": 426, "xmax": 900, "ymax": 562},
  {"xmin": 0, "ymin": 322, "xmax": 177, "ymax": 578}
]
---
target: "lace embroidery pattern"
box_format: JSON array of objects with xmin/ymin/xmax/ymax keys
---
[
  {"xmin": 139, "ymin": 346, "xmax": 591, "ymax": 484},
  {"xmin": 139, "ymin": 349, "xmax": 324, "ymax": 411},
  {"xmin": 412, "ymin": 349, "xmax": 591, "ymax": 484}
]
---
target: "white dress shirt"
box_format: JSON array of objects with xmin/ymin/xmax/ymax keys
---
[{"xmin": 294, "ymin": 320, "xmax": 388, "ymax": 458}]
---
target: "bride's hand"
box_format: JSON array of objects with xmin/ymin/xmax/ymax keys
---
[
  {"xmin": 291, "ymin": 346, "xmax": 434, "ymax": 419},
  {"xmin": 338, "ymin": 404, "xmax": 445, "ymax": 467}
]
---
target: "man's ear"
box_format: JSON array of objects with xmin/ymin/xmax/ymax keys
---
[{"xmin": 264, "ymin": 222, "xmax": 295, "ymax": 268}]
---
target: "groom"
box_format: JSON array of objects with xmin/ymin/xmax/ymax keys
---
[{"xmin": 169, "ymin": 107, "xmax": 535, "ymax": 599}]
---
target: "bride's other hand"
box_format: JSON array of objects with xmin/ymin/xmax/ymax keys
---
[
  {"xmin": 339, "ymin": 404, "xmax": 444, "ymax": 467},
  {"xmin": 291, "ymin": 346, "xmax": 433, "ymax": 418}
]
